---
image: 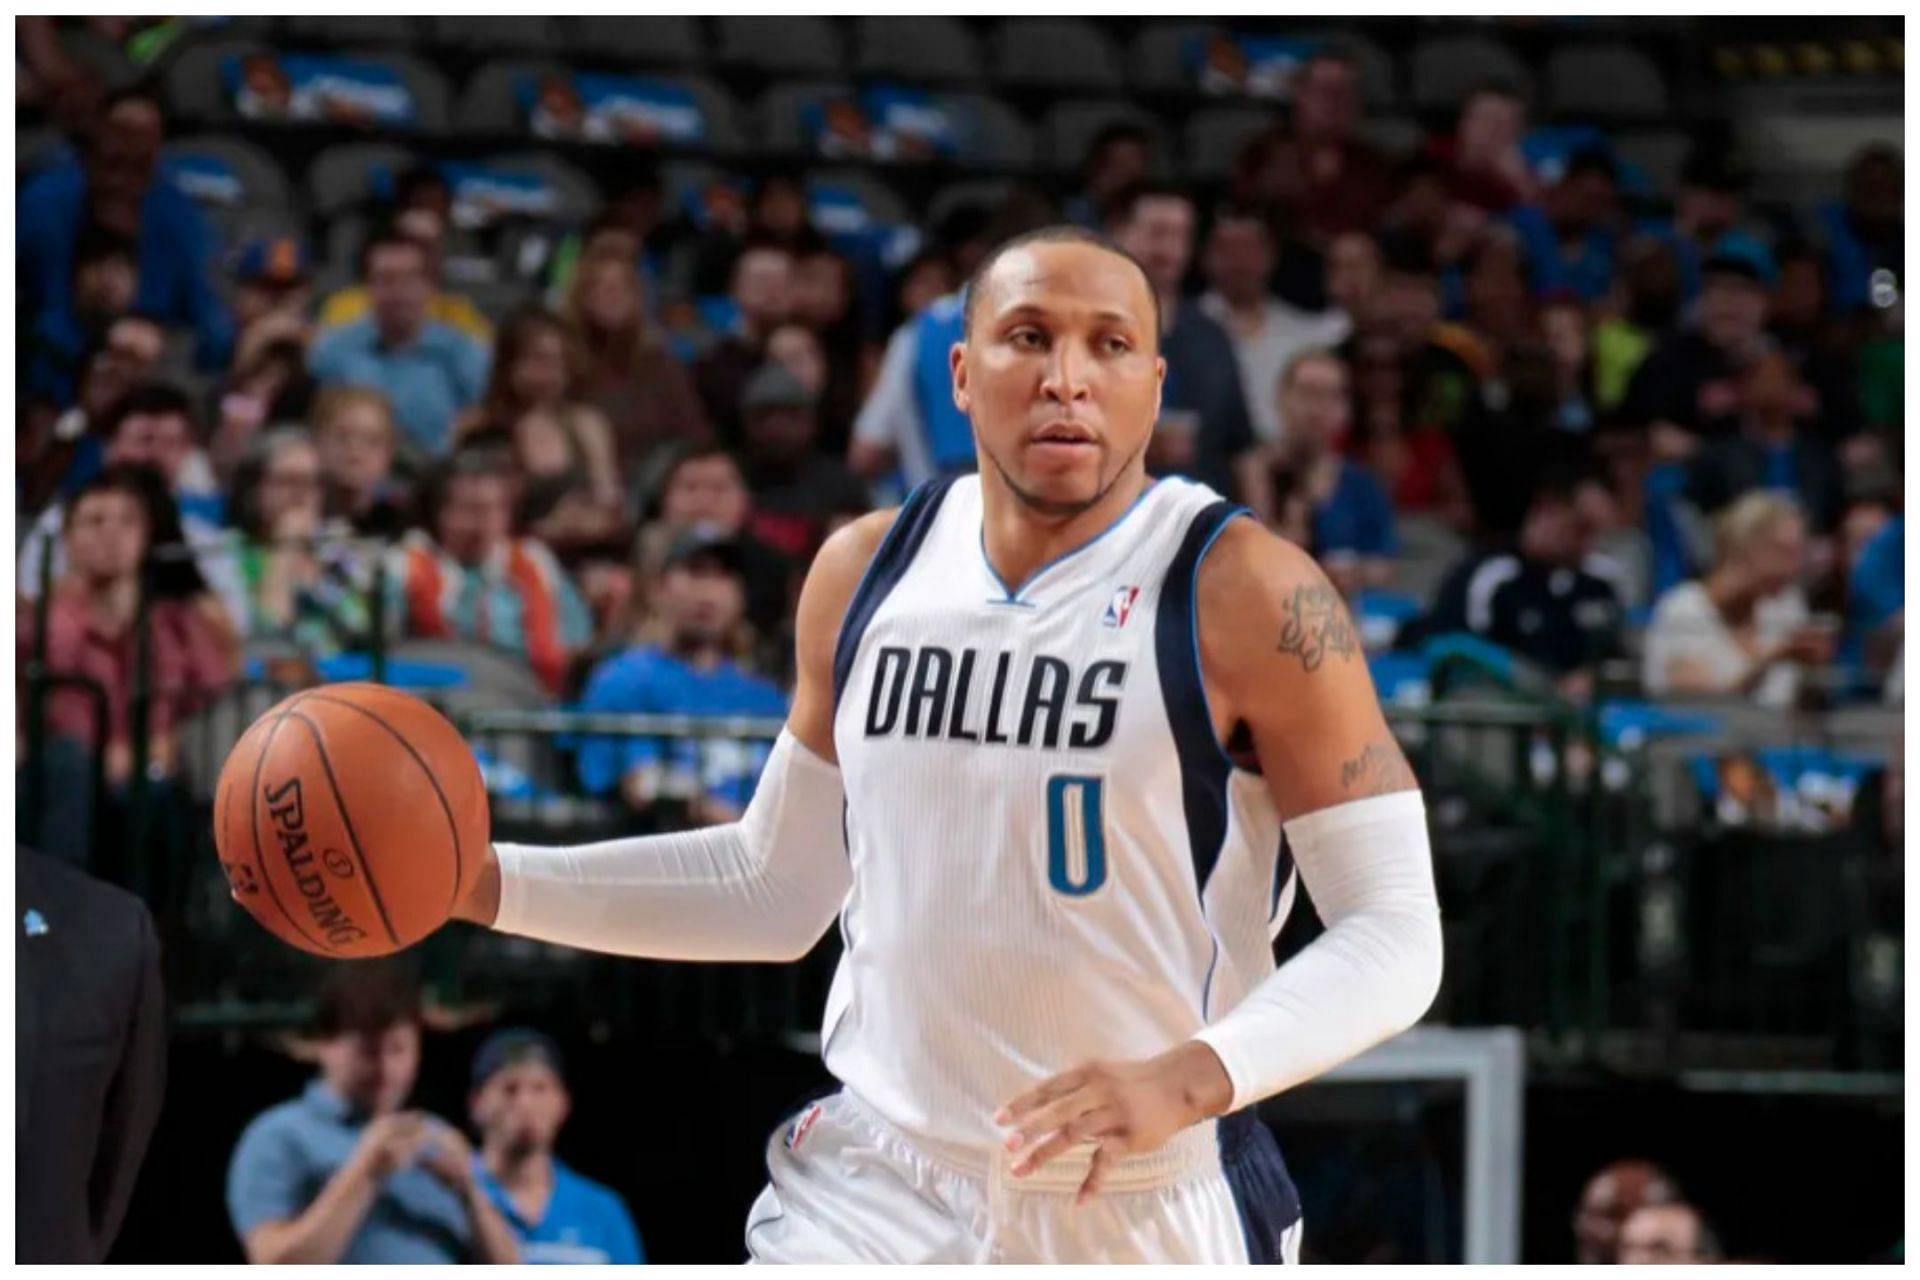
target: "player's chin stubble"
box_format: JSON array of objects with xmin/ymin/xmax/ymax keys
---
[{"xmin": 981, "ymin": 436, "xmax": 1149, "ymax": 521}]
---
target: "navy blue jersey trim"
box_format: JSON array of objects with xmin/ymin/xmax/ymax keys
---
[
  {"xmin": 1218, "ymin": 1109, "xmax": 1304, "ymax": 1263},
  {"xmin": 1154, "ymin": 500, "xmax": 1249, "ymax": 899},
  {"xmin": 831, "ymin": 477, "xmax": 957, "ymax": 709}
]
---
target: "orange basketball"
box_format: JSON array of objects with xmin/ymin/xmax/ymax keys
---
[{"xmin": 213, "ymin": 683, "xmax": 490, "ymax": 959}]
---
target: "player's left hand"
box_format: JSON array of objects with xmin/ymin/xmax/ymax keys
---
[{"xmin": 994, "ymin": 1042, "xmax": 1235, "ymax": 1204}]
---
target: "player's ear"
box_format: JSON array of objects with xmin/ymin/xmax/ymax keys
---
[
  {"xmin": 950, "ymin": 340, "xmax": 971, "ymax": 414},
  {"xmin": 1152, "ymin": 355, "xmax": 1166, "ymax": 420}
]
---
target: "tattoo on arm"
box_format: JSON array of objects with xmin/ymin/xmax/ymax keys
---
[
  {"xmin": 1275, "ymin": 585, "xmax": 1361, "ymax": 672},
  {"xmin": 1338, "ymin": 740, "xmax": 1420, "ymax": 798}
]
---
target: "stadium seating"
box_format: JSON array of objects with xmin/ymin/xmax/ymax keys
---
[
  {"xmin": 1183, "ymin": 106, "xmax": 1280, "ymax": 181},
  {"xmin": 853, "ymin": 16, "xmax": 986, "ymax": 84},
  {"xmin": 1041, "ymin": 100, "xmax": 1175, "ymax": 177},
  {"xmin": 714, "ymin": 15, "xmax": 845, "ymax": 76},
  {"xmin": 1544, "ymin": 41, "xmax": 1671, "ymax": 121},
  {"xmin": 566, "ymin": 15, "xmax": 706, "ymax": 69},
  {"xmin": 1409, "ymin": 33, "xmax": 1536, "ymax": 111},
  {"xmin": 993, "ymin": 19, "xmax": 1128, "ymax": 91}
]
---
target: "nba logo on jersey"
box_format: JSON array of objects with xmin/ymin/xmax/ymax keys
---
[
  {"xmin": 1102, "ymin": 585, "xmax": 1141, "ymax": 629},
  {"xmin": 786, "ymin": 1103, "xmax": 824, "ymax": 1151}
]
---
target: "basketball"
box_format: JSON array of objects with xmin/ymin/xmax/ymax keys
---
[{"xmin": 212, "ymin": 683, "xmax": 490, "ymax": 959}]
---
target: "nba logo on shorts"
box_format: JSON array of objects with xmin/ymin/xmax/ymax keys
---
[
  {"xmin": 786, "ymin": 1103, "xmax": 824, "ymax": 1151},
  {"xmin": 1102, "ymin": 585, "xmax": 1141, "ymax": 629}
]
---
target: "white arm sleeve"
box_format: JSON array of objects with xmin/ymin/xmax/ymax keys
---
[
  {"xmin": 492, "ymin": 731, "xmax": 851, "ymax": 963},
  {"xmin": 1192, "ymin": 790, "xmax": 1443, "ymax": 1112}
]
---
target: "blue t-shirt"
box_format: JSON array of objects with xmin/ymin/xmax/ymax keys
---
[
  {"xmin": 1506, "ymin": 203, "xmax": 1617, "ymax": 303},
  {"xmin": 1312, "ymin": 461, "xmax": 1397, "ymax": 559},
  {"xmin": 575, "ymin": 646, "xmax": 789, "ymax": 809},
  {"xmin": 1850, "ymin": 517, "xmax": 1904, "ymax": 636},
  {"xmin": 475, "ymin": 1157, "xmax": 644, "ymax": 1265},
  {"xmin": 226, "ymin": 1082, "xmax": 473, "ymax": 1264},
  {"xmin": 309, "ymin": 317, "xmax": 490, "ymax": 455}
]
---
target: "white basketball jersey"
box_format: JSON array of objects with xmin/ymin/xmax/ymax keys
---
[{"xmin": 826, "ymin": 475, "xmax": 1299, "ymax": 1155}]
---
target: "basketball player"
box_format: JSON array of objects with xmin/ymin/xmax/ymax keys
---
[{"xmin": 453, "ymin": 227, "xmax": 1443, "ymax": 1263}]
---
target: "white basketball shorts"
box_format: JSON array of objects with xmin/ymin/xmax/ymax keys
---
[{"xmin": 744, "ymin": 1089, "xmax": 1303, "ymax": 1264}]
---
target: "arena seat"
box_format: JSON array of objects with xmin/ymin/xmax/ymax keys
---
[
  {"xmin": 1545, "ymin": 41, "xmax": 1671, "ymax": 121},
  {"xmin": 162, "ymin": 134, "xmax": 297, "ymax": 247},
  {"xmin": 715, "ymin": 16, "xmax": 844, "ymax": 76},
  {"xmin": 565, "ymin": 15, "xmax": 705, "ymax": 68},
  {"xmin": 807, "ymin": 168, "xmax": 913, "ymax": 229},
  {"xmin": 1041, "ymin": 100, "xmax": 1174, "ymax": 176},
  {"xmin": 307, "ymin": 141, "xmax": 422, "ymax": 219},
  {"xmin": 461, "ymin": 60, "xmax": 746, "ymax": 153},
  {"xmin": 1292, "ymin": 28, "xmax": 1400, "ymax": 110},
  {"xmin": 754, "ymin": 80, "xmax": 856, "ymax": 155},
  {"xmin": 853, "ymin": 16, "xmax": 985, "ymax": 84},
  {"xmin": 1613, "ymin": 128, "xmax": 1693, "ymax": 199},
  {"xmin": 1129, "ymin": 22, "xmax": 1224, "ymax": 93},
  {"xmin": 926, "ymin": 177, "xmax": 1017, "ymax": 229},
  {"xmin": 1182, "ymin": 105, "xmax": 1279, "ymax": 180},
  {"xmin": 282, "ymin": 15, "xmax": 419, "ymax": 47},
  {"xmin": 993, "ymin": 19, "xmax": 1126, "ymax": 91},
  {"xmin": 1361, "ymin": 115, "xmax": 1426, "ymax": 157},
  {"xmin": 941, "ymin": 92, "xmax": 1038, "ymax": 172},
  {"xmin": 161, "ymin": 36, "xmax": 257, "ymax": 125},
  {"xmin": 1409, "ymin": 33, "xmax": 1535, "ymax": 111},
  {"xmin": 426, "ymin": 15, "xmax": 563, "ymax": 56}
]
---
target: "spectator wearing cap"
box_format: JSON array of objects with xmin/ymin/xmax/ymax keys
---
[
  {"xmin": 309, "ymin": 226, "xmax": 491, "ymax": 458},
  {"xmin": 693, "ymin": 240, "xmax": 797, "ymax": 443},
  {"xmin": 636, "ymin": 444, "xmax": 796, "ymax": 651},
  {"xmin": 382, "ymin": 444, "xmax": 592, "ymax": 695},
  {"xmin": 736, "ymin": 363, "xmax": 871, "ymax": 562},
  {"xmin": 1639, "ymin": 145, "xmax": 1777, "ymax": 305},
  {"xmin": 318, "ymin": 181, "xmax": 493, "ymax": 343},
  {"xmin": 576, "ymin": 528, "xmax": 789, "ymax": 824},
  {"xmin": 1506, "ymin": 148, "xmax": 1622, "ymax": 304},
  {"xmin": 18, "ymin": 87, "xmax": 234, "ymax": 406},
  {"xmin": 18, "ymin": 384, "xmax": 248, "ymax": 626},
  {"xmin": 1229, "ymin": 49, "xmax": 1395, "ymax": 247},
  {"xmin": 468, "ymin": 1030, "xmax": 644, "ymax": 1265},
  {"xmin": 1620, "ymin": 252, "xmax": 1774, "ymax": 452},
  {"xmin": 1108, "ymin": 183, "xmax": 1264, "ymax": 506},
  {"xmin": 1199, "ymin": 205, "xmax": 1352, "ymax": 449},
  {"xmin": 225, "ymin": 967, "xmax": 519, "ymax": 1265}
]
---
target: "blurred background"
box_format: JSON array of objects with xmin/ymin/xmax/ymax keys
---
[{"xmin": 14, "ymin": 13, "xmax": 1904, "ymax": 1264}]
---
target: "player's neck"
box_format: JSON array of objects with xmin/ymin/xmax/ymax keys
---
[{"xmin": 979, "ymin": 466, "xmax": 1153, "ymax": 596}]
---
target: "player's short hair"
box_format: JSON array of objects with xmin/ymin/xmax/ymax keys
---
[
  {"xmin": 960, "ymin": 225, "xmax": 1161, "ymax": 340},
  {"xmin": 310, "ymin": 962, "xmax": 423, "ymax": 1039}
]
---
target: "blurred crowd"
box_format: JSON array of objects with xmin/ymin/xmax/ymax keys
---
[{"xmin": 16, "ymin": 28, "xmax": 1906, "ymax": 834}]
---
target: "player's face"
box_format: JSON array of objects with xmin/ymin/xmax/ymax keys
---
[
  {"xmin": 954, "ymin": 242, "xmax": 1164, "ymax": 519},
  {"xmin": 472, "ymin": 1062, "xmax": 570, "ymax": 1157},
  {"xmin": 320, "ymin": 1022, "xmax": 421, "ymax": 1115}
]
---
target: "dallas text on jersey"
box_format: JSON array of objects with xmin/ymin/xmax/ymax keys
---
[{"xmin": 862, "ymin": 646, "xmax": 1129, "ymax": 750}]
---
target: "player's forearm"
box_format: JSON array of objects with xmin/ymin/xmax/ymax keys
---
[
  {"xmin": 1192, "ymin": 790, "xmax": 1443, "ymax": 1111},
  {"xmin": 479, "ymin": 732, "xmax": 851, "ymax": 963}
]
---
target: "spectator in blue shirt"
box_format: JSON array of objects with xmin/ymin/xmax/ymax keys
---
[
  {"xmin": 309, "ymin": 226, "xmax": 490, "ymax": 458},
  {"xmin": 1268, "ymin": 349, "xmax": 1396, "ymax": 597},
  {"xmin": 469, "ymin": 1029, "xmax": 645, "ymax": 1265},
  {"xmin": 1848, "ymin": 513, "xmax": 1903, "ymax": 677},
  {"xmin": 577, "ymin": 529, "xmax": 789, "ymax": 823},
  {"xmin": 1639, "ymin": 146, "xmax": 1776, "ymax": 305},
  {"xmin": 18, "ymin": 88, "xmax": 233, "ymax": 405},
  {"xmin": 226, "ymin": 967, "xmax": 519, "ymax": 1265},
  {"xmin": 1507, "ymin": 148, "xmax": 1621, "ymax": 304}
]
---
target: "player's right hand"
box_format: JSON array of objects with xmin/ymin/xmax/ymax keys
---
[{"xmin": 356, "ymin": 1111, "xmax": 433, "ymax": 1179}]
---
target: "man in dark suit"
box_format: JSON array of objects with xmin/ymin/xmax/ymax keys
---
[{"xmin": 16, "ymin": 845, "xmax": 167, "ymax": 1263}]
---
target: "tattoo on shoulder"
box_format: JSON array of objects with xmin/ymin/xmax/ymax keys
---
[
  {"xmin": 1275, "ymin": 584, "xmax": 1360, "ymax": 672},
  {"xmin": 1339, "ymin": 740, "xmax": 1419, "ymax": 798}
]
